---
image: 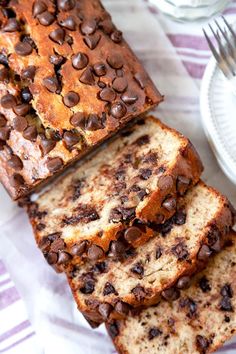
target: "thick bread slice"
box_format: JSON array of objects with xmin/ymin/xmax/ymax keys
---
[
  {"xmin": 27, "ymin": 116, "xmax": 203, "ymax": 272},
  {"xmin": 107, "ymin": 231, "xmax": 236, "ymax": 354},
  {"xmin": 68, "ymin": 182, "xmax": 234, "ymax": 325}
]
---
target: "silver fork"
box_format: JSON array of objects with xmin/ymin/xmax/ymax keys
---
[{"xmin": 203, "ymin": 16, "xmax": 236, "ymax": 94}]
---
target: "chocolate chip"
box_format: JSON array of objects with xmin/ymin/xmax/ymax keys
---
[
  {"xmin": 131, "ymin": 262, "xmax": 144, "ymax": 277},
  {"xmin": 63, "ymin": 91, "xmax": 80, "ymax": 107},
  {"xmin": 107, "ymin": 321, "xmax": 119, "ymax": 339},
  {"xmin": 131, "ymin": 285, "xmax": 148, "ymax": 302},
  {"xmin": 93, "ymin": 62, "xmax": 106, "ymax": 76},
  {"xmin": 199, "ymin": 276, "xmax": 211, "ymax": 293},
  {"xmin": 72, "ymin": 52, "xmax": 88, "ymax": 70},
  {"xmin": 84, "ymin": 33, "xmax": 101, "ymax": 50},
  {"xmin": 171, "ymin": 242, "xmax": 189, "ymax": 261},
  {"xmin": 13, "ymin": 103, "xmax": 30, "ymax": 116},
  {"xmin": 0, "ymin": 67, "xmax": 9, "ymax": 82},
  {"xmin": 79, "ymin": 66, "xmax": 95, "ymax": 85},
  {"xmin": 174, "ymin": 210, "xmax": 187, "ymax": 225},
  {"xmin": 103, "ymin": 282, "xmax": 118, "ymax": 296},
  {"xmin": 109, "ymin": 207, "xmax": 135, "ymax": 223},
  {"xmin": 0, "ymin": 127, "xmax": 10, "ymax": 141},
  {"xmin": 176, "ymin": 276, "xmax": 191, "ymax": 290},
  {"xmin": 46, "ymin": 157, "xmax": 63, "ymax": 173},
  {"xmin": 23, "ymin": 126, "xmax": 37, "ymax": 141},
  {"xmin": 1, "ymin": 94, "xmax": 16, "ymax": 109},
  {"xmin": 111, "ymin": 30, "xmax": 122, "ymax": 43},
  {"xmin": 0, "ymin": 114, "xmax": 7, "ymax": 127},
  {"xmin": 114, "ymin": 301, "xmax": 130, "ymax": 315},
  {"xmin": 220, "ymin": 296, "xmax": 233, "ymax": 312},
  {"xmin": 62, "ymin": 204, "xmax": 99, "ymax": 225},
  {"xmin": 7, "ymin": 155, "xmax": 23, "ymax": 170},
  {"xmin": 32, "ymin": 1, "xmax": 47, "ymax": 17},
  {"xmin": 70, "ymin": 112, "xmax": 86, "ymax": 128},
  {"xmin": 135, "ymin": 135, "xmax": 150, "ymax": 146},
  {"xmin": 9, "ymin": 173, "xmax": 25, "ymax": 188},
  {"xmin": 15, "ymin": 42, "xmax": 32, "ymax": 56},
  {"xmin": 86, "ymin": 114, "xmax": 103, "ymax": 131},
  {"xmin": 139, "ymin": 168, "xmax": 152, "ymax": 180},
  {"xmin": 134, "ymin": 72, "xmax": 147, "ymax": 89},
  {"xmin": 57, "ymin": 0, "xmax": 75, "ymax": 11},
  {"xmin": 87, "ymin": 244, "xmax": 104, "ymax": 261},
  {"xmin": 49, "ymin": 54, "xmax": 64, "ymax": 66},
  {"xmin": 57, "ymin": 251, "xmax": 72, "ymax": 264},
  {"xmin": 109, "ymin": 240, "xmax": 126, "ymax": 260},
  {"xmin": 0, "ymin": 54, "xmax": 8, "ymax": 66},
  {"xmin": 196, "ymin": 335, "xmax": 210, "ymax": 353},
  {"xmin": 124, "ymin": 227, "xmax": 142, "ymax": 243},
  {"xmin": 110, "ymin": 102, "xmax": 127, "ymax": 119},
  {"xmin": 156, "ymin": 246, "xmax": 162, "ymax": 259},
  {"xmin": 221, "ymin": 284, "xmax": 233, "ymax": 298},
  {"xmin": 161, "ymin": 288, "xmax": 180, "ymax": 301},
  {"xmin": 80, "ymin": 19, "xmax": 97, "ymax": 35},
  {"xmin": 80, "ymin": 280, "xmax": 95, "ymax": 294},
  {"xmin": 2, "ymin": 18, "xmax": 20, "ymax": 32},
  {"xmin": 121, "ymin": 91, "xmax": 138, "ymax": 105},
  {"xmin": 50, "ymin": 237, "xmax": 65, "ymax": 252},
  {"xmin": 21, "ymin": 88, "xmax": 33, "ymax": 103},
  {"xmin": 60, "ymin": 16, "xmax": 76, "ymax": 30},
  {"xmin": 197, "ymin": 245, "xmax": 212, "ymax": 261},
  {"xmin": 107, "ymin": 54, "xmax": 123, "ymax": 69},
  {"xmin": 63, "ymin": 131, "xmax": 80, "ymax": 148},
  {"xmin": 179, "ymin": 297, "xmax": 197, "ymax": 318},
  {"xmin": 148, "ymin": 327, "xmax": 162, "ymax": 340},
  {"xmin": 158, "ymin": 175, "xmax": 174, "ymax": 191},
  {"xmin": 162, "ymin": 196, "xmax": 176, "ymax": 212},
  {"xmin": 98, "ymin": 303, "xmax": 112, "ymax": 320},
  {"xmin": 70, "ymin": 240, "xmax": 88, "ymax": 256},
  {"xmin": 99, "ymin": 87, "xmax": 116, "ymax": 102},
  {"xmin": 45, "ymin": 251, "xmax": 58, "ymax": 265},
  {"xmin": 43, "ymin": 76, "xmax": 60, "ymax": 93},
  {"xmin": 38, "ymin": 11, "xmax": 55, "ymax": 26},
  {"xmin": 40, "ymin": 137, "xmax": 56, "ymax": 155},
  {"xmin": 112, "ymin": 77, "xmax": 128, "ymax": 93},
  {"xmin": 177, "ymin": 176, "xmax": 190, "ymax": 196},
  {"xmin": 49, "ymin": 28, "xmax": 65, "ymax": 44}
]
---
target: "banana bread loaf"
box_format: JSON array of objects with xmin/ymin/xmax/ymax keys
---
[
  {"xmin": 107, "ymin": 230, "xmax": 236, "ymax": 354},
  {"xmin": 0, "ymin": 0, "xmax": 162, "ymax": 200},
  {"xmin": 27, "ymin": 117, "xmax": 203, "ymax": 272},
  {"xmin": 68, "ymin": 182, "xmax": 234, "ymax": 325}
]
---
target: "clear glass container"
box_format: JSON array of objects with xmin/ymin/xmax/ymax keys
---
[{"xmin": 149, "ymin": 0, "xmax": 230, "ymax": 21}]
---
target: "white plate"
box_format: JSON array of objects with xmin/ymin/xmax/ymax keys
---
[{"xmin": 200, "ymin": 57, "xmax": 236, "ymax": 185}]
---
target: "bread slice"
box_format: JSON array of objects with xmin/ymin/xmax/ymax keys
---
[
  {"xmin": 68, "ymin": 182, "xmax": 234, "ymax": 325},
  {"xmin": 27, "ymin": 116, "xmax": 203, "ymax": 272},
  {"xmin": 107, "ymin": 230, "xmax": 236, "ymax": 354}
]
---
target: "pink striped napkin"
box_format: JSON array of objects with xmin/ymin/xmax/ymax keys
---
[
  {"xmin": 0, "ymin": 260, "xmax": 39, "ymax": 354},
  {"xmin": 0, "ymin": 1, "xmax": 236, "ymax": 353}
]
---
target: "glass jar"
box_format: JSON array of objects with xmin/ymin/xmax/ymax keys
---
[{"xmin": 148, "ymin": 0, "xmax": 230, "ymax": 21}]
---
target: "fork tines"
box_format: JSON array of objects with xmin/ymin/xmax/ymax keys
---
[{"xmin": 203, "ymin": 16, "xmax": 236, "ymax": 78}]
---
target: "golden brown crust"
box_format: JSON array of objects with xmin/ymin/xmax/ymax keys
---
[
  {"xmin": 0, "ymin": 0, "xmax": 162, "ymax": 200},
  {"xmin": 108, "ymin": 231, "xmax": 236, "ymax": 354},
  {"xmin": 68, "ymin": 182, "xmax": 235, "ymax": 326}
]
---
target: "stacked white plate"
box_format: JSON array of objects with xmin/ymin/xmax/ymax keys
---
[{"xmin": 200, "ymin": 57, "xmax": 236, "ymax": 185}]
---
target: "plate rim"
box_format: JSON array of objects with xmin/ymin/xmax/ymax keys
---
[{"xmin": 200, "ymin": 56, "xmax": 236, "ymax": 185}]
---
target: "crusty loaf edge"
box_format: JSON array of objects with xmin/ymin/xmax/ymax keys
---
[
  {"xmin": 107, "ymin": 230, "xmax": 236, "ymax": 354},
  {"xmin": 68, "ymin": 182, "xmax": 235, "ymax": 326}
]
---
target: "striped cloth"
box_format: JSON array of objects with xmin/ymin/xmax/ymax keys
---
[{"xmin": 0, "ymin": 1, "xmax": 236, "ymax": 353}]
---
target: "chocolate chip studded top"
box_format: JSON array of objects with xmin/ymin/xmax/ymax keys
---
[
  {"xmin": 108, "ymin": 231, "xmax": 236, "ymax": 354},
  {"xmin": 0, "ymin": 0, "xmax": 162, "ymax": 200},
  {"xmin": 67, "ymin": 182, "xmax": 234, "ymax": 325},
  {"xmin": 27, "ymin": 117, "xmax": 203, "ymax": 272}
]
